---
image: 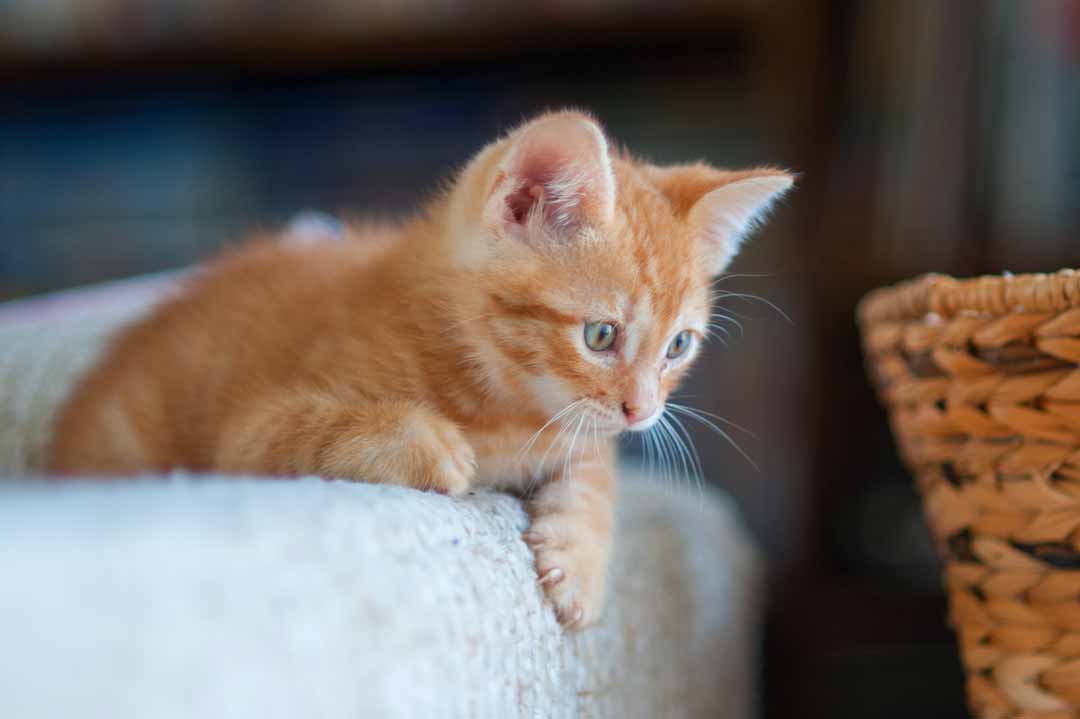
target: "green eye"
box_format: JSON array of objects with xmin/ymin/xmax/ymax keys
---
[
  {"xmin": 584, "ymin": 321, "xmax": 618, "ymax": 351},
  {"xmin": 667, "ymin": 330, "xmax": 693, "ymax": 359}
]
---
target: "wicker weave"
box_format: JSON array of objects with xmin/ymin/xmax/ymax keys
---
[{"xmin": 859, "ymin": 269, "xmax": 1080, "ymax": 719}]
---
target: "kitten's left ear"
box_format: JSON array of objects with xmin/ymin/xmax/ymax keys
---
[{"xmin": 651, "ymin": 166, "xmax": 794, "ymax": 275}]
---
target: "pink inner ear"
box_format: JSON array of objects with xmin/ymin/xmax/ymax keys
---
[
  {"xmin": 506, "ymin": 183, "xmax": 546, "ymax": 225},
  {"xmin": 505, "ymin": 142, "xmax": 585, "ymax": 230},
  {"xmin": 487, "ymin": 112, "xmax": 615, "ymax": 237}
]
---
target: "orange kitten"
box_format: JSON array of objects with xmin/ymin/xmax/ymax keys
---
[{"xmin": 47, "ymin": 111, "xmax": 793, "ymax": 628}]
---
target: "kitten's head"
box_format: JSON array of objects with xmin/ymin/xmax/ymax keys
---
[{"xmin": 446, "ymin": 111, "xmax": 793, "ymax": 434}]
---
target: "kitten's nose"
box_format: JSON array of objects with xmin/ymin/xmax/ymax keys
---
[
  {"xmin": 622, "ymin": 377, "xmax": 659, "ymax": 429},
  {"xmin": 622, "ymin": 401, "xmax": 650, "ymax": 425}
]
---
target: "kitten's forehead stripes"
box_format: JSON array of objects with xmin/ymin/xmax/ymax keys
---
[
  {"xmin": 631, "ymin": 240, "xmax": 657, "ymax": 296},
  {"xmin": 488, "ymin": 292, "xmax": 578, "ymax": 325},
  {"xmin": 616, "ymin": 170, "xmax": 704, "ymax": 353}
]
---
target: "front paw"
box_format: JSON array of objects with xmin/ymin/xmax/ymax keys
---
[
  {"xmin": 524, "ymin": 516, "xmax": 608, "ymax": 629},
  {"xmin": 327, "ymin": 409, "xmax": 475, "ymax": 495},
  {"xmin": 394, "ymin": 411, "xmax": 476, "ymax": 495}
]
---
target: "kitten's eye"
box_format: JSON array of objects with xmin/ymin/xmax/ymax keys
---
[
  {"xmin": 584, "ymin": 321, "xmax": 618, "ymax": 351},
  {"xmin": 667, "ymin": 330, "xmax": 694, "ymax": 359}
]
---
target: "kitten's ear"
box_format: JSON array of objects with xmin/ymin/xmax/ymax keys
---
[
  {"xmin": 651, "ymin": 165, "xmax": 794, "ymax": 275},
  {"xmin": 484, "ymin": 112, "xmax": 616, "ymax": 242}
]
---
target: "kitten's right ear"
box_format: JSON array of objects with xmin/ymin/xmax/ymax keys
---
[{"xmin": 483, "ymin": 112, "xmax": 616, "ymax": 243}]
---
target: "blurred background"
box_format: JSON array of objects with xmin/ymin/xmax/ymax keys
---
[{"xmin": 2, "ymin": 1, "xmax": 1079, "ymax": 716}]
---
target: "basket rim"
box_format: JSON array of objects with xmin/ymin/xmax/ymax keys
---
[{"xmin": 857, "ymin": 268, "xmax": 1080, "ymax": 326}]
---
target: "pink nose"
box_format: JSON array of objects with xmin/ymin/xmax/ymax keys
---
[{"xmin": 622, "ymin": 401, "xmax": 652, "ymax": 424}]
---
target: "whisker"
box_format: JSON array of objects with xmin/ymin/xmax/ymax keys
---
[
  {"xmin": 657, "ymin": 414, "xmax": 691, "ymax": 489},
  {"xmin": 704, "ymin": 329, "xmax": 731, "ymax": 347},
  {"xmin": 561, "ymin": 412, "xmax": 588, "ymax": 482},
  {"xmin": 708, "ymin": 312, "xmax": 745, "ymax": 334},
  {"xmin": 665, "ymin": 405, "xmax": 759, "ymax": 472},
  {"xmin": 714, "ymin": 272, "xmax": 774, "ymax": 283},
  {"xmin": 651, "ymin": 422, "xmax": 674, "ymax": 496},
  {"xmin": 705, "ymin": 323, "xmax": 733, "ymax": 342},
  {"xmin": 709, "ymin": 303, "xmax": 755, "ymax": 322},
  {"xmin": 537, "ymin": 406, "xmax": 581, "ymax": 468},
  {"xmin": 645, "ymin": 426, "xmax": 666, "ymax": 494},
  {"xmin": 517, "ymin": 399, "xmax": 583, "ymax": 463},
  {"xmin": 655, "ymin": 415, "xmax": 679, "ymax": 479},
  {"xmin": 590, "ymin": 417, "xmax": 599, "ymax": 463},
  {"xmin": 639, "ymin": 426, "xmax": 654, "ymax": 480},
  {"xmin": 665, "ymin": 412, "xmax": 707, "ymax": 509},
  {"xmin": 641, "ymin": 427, "xmax": 656, "ymax": 482},
  {"xmin": 591, "ymin": 417, "xmax": 613, "ymax": 483},
  {"xmin": 712, "ymin": 290, "xmax": 792, "ymax": 324},
  {"xmin": 659, "ymin": 419, "xmax": 684, "ymax": 499},
  {"xmin": 529, "ymin": 404, "xmax": 585, "ymax": 494},
  {"xmin": 666, "ymin": 414, "xmax": 698, "ymax": 480},
  {"xmin": 666, "ymin": 403, "xmax": 757, "ymax": 439}
]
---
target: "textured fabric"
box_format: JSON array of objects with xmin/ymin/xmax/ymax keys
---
[{"xmin": 0, "ymin": 281, "xmax": 764, "ymax": 719}]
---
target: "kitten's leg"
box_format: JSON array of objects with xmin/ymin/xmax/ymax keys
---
[
  {"xmin": 216, "ymin": 389, "xmax": 475, "ymax": 495},
  {"xmin": 524, "ymin": 444, "xmax": 616, "ymax": 629}
]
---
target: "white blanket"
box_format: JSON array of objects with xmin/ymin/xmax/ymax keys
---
[{"xmin": 0, "ymin": 286, "xmax": 763, "ymax": 719}]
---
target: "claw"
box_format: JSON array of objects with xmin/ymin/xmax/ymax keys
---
[
  {"xmin": 522, "ymin": 531, "xmax": 545, "ymax": 546},
  {"xmin": 557, "ymin": 604, "xmax": 584, "ymax": 627},
  {"xmin": 539, "ymin": 567, "xmax": 564, "ymax": 585}
]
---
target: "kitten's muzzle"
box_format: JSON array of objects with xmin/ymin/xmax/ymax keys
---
[{"xmin": 623, "ymin": 402, "xmax": 660, "ymax": 432}]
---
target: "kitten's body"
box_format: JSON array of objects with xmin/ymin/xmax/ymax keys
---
[
  {"xmin": 48, "ymin": 112, "xmax": 792, "ymax": 628},
  {"xmin": 50, "ymin": 225, "xmax": 581, "ymax": 491}
]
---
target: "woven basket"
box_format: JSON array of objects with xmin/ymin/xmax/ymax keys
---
[{"xmin": 858, "ymin": 269, "xmax": 1080, "ymax": 719}]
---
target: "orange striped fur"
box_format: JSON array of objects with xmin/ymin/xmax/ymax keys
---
[{"xmin": 47, "ymin": 111, "xmax": 793, "ymax": 627}]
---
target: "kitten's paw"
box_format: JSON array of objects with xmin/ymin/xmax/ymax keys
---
[
  {"xmin": 326, "ymin": 408, "xmax": 475, "ymax": 495},
  {"xmin": 525, "ymin": 516, "xmax": 608, "ymax": 630},
  {"xmin": 397, "ymin": 411, "xmax": 476, "ymax": 496}
]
